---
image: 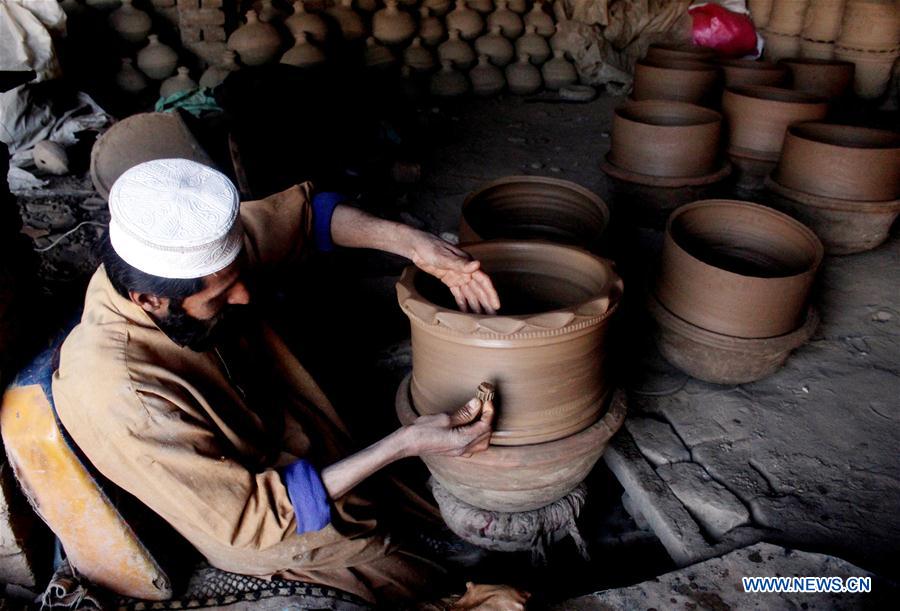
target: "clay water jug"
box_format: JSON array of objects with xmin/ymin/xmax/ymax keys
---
[
  {"xmin": 506, "ymin": 53, "xmax": 542, "ymax": 93},
  {"xmin": 228, "ymin": 11, "xmax": 282, "ymax": 66},
  {"xmin": 447, "ymin": 0, "xmax": 484, "ymax": 40},
  {"xmin": 542, "ymin": 49, "xmax": 577, "ymax": 89},
  {"xmin": 470, "ymin": 54, "xmax": 505, "ymax": 95},
  {"xmin": 439, "ymin": 29, "xmax": 476, "ymax": 69},
  {"xmin": 508, "ymin": 0, "xmax": 527, "ymax": 13},
  {"xmin": 328, "ymin": 0, "xmax": 367, "ymax": 41},
  {"xmin": 286, "ymin": 1, "xmax": 328, "ymax": 42},
  {"xmin": 199, "ymin": 50, "xmax": 240, "ymax": 89},
  {"xmin": 487, "ymin": 0, "xmax": 523, "ymax": 38},
  {"xmin": 115, "ymin": 58, "xmax": 148, "ymax": 94},
  {"xmin": 108, "ymin": 0, "xmax": 151, "ymax": 44},
  {"xmin": 374, "ymin": 0, "xmax": 416, "ymax": 45},
  {"xmin": 365, "ymin": 36, "xmax": 396, "ymax": 68},
  {"xmin": 281, "ymin": 32, "xmax": 326, "ymax": 67},
  {"xmin": 424, "ymin": 0, "xmax": 453, "ymax": 16},
  {"xmin": 405, "ymin": 37, "xmax": 436, "ymax": 72},
  {"xmin": 516, "ymin": 24, "xmax": 551, "ymax": 64},
  {"xmin": 160, "ymin": 67, "xmax": 197, "ymax": 98},
  {"xmin": 468, "ymin": 0, "xmax": 494, "ymax": 13},
  {"xmin": 524, "ymin": 2, "xmax": 554, "ymax": 37},
  {"xmin": 419, "ymin": 7, "xmax": 446, "ymax": 47},
  {"xmin": 430, "ymin": 60, "xmax": 469, "ymax": 96},
  {"xmin": 257, "ymin": 0, "xmax": 286, "ymax": 23},
  {"xmin": 475, "ymin": 25, "xmax": 514, "ymax": 66},
  {"xmin": 137, "ymin": 34, "xmax": 178, "ymax": 80}
]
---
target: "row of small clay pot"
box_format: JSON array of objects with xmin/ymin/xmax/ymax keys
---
[{"xmin": 427, "ymin": 50, "xmax": 576, "ymax": 96}]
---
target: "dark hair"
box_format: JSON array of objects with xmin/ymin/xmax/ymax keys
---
[{"xmin": 99, "ymin": 234, "xmax": 204, "ymax": 301}]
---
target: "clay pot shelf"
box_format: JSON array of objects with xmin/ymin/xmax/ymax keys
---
[
  {"xmin": 716, "ymin": 58, "xmax": 788, "ymax": 88},
  {"xmin": 396, "ymin": 240, "xmax": 623, "ymax": 446},
  {"xmin": 395, "ymin": 375, "xmax": 627, "ymax": 512},
  {"xmin": 779, "ymin": 58, "xmax": 855, "ymax": 99},
  {"xmin": 656, "ymin": 200, "xmax": 823, "ymax": 339},
  {"xmin": 632, "ymin": 58, "xmax": 721, "ymax": 107},
  {"xmin": 601, "ymin": 100, "xmax": 730, "ymax": 187},
  {"xmin": 766, "ymin": 123, "xmax": 900, "ymax": 254},
  {"xmin": 459, "ymin": 176, "xmax": 610, "ymax": 252},
  {"xmin": 646, "ymin": 43, "xmax": 717, "ymax": 63}
]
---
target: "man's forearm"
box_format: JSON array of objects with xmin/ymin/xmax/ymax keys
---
[
  {"xmin": 320, "ymin": 427, "xmax": 410, "ymax": 500},
  {"xmin": 329, "ymin": 204, "xmax": 419, "ymax": 258}
]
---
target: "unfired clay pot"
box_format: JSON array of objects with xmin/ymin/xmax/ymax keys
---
[
  {"xmin": 780, "ymin": 57, "xmax": 855, "ymax": 98},
  {"xmin": 137, "ymin": 35, "xmax": 178, "ymax": 80},
  {"xmin": 115, "ymin": 58, "xmax": 148, "ymax": 94},
  {"xmin": 257, "ymin": 0, "xmax": 287, "ymax": 23},
  {"xmin": 748, "ymin": 0, "xmax": 774, "ymax": 29},
  {"xmin": 397, "ymin": 240, "xmax": 623, "ymax": 446},
  {"xmin": 488, "ymin": 0, "xmax": 524, "ymax": 39},
  {"xmin": 419, "ymin": 7, "xmax": 446, "ymax": 46},
  {"xmin": 800, "ymin": 38, "xmax": 836, "ymax": 60},
  {"xmin": 516, "ymin": 25, "xmax": 551, "ymax": 64},
  {"xmin": 646, "ymin": 43, "xmax": 717, "ymax": 63},
  {"xmin": 364, "ymin": 37, "xmax": 396, "ymax": 68},
  {"xmin": 228, "ymin": 11, "xmax": 282, "ymax": 66},
  {"xmin": 721, "ymin": 85, "xmax": 828, "ymax": 162},
  {"xmin": 159, "ymin": 66, "xmax": 196, "ymax": 98},
  {"xmin": 459, "ymin": 176, "xmax": 610, "ymax": 251},
  {"xmin": 541, "ymin": 50, "xmax": 577, "ymax": 90},
  {"xmin": 656, "ymin": 200, "xmax": 823, "ymax": 339},
  {"xmin": 834, "ymin": 46, "xmax": 899, "ymax": 99},
  {"xmin": 404, "ymin": 37, "xmax": 435, "ymax": 72},
  {"xmin": 475, "ymin": 26, "xmax": 515, "ymax": 66},
  {"xmin": 717, "ymin": 58, "xmax": 788, "ymax": 88},
  {"xmin": 632, "ymin": 58, "xmax": 721, "ymax": 106},
  {"xmin": 602, "ymin": 101, "xmax": 727, "ymax": 186},
  {"xmin": 762, "ymin": 30, "xmax": 802, "ymax": 62},
  {"xmin": 524, "ymin": 3, "xmax": 555, "ymax": 37},
  {"xmin": 439, "ymin": 29, "xmax": 476, "ymax": 69},
  {"xmin": 766, "ymin": 0, "xmax": 810, "ymax": 36},
  {"xmin": 470, "ymin": 54, "xmax": 506, "ymax": 96},
  {"xmin": 108, "ymin": 0, "xmax": 151, "ymax": 44},
  {"xmin": 447, "ymin": 0, "xmax": 484, "ymax": 40},
  {"xmin": 395, "ymin": 376, "xmax": 627, "ymax": 512},
  {"xmin": 328, "ymin": 0, "xmax": 367, "ymax": 41},
  {"xmin": 285, "ymin": 1, "xmax": 328, "ymax": 43},
  {"xmin": 801, "ymin": 0, "xmax": 846, "ymax": 42},
  {"xmin": 836, "ymin": 0, "xmax": 900, "ymax": 52},
  {"xmin": 373, "ymin": 0, "xmax": 416, "ymax": 45},
  {"xmin": 506, "ymin": 53, "xmax": 543, "ymax": 94},
  {"xmin": 430, "ymin": 60, "xmax": 469, "ymax": 96},
  {"xmin": 281, "ymin": 32, "xmax": 326, "ymax": 68},
  {"xmin": 199, "ymin": 50, "xmax": 240, "ymax": 89}
]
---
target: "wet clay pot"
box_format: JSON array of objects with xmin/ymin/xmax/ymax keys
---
[
  {"xmin": 649, "ymin": 296, "xmax": 819, "ymax": 384},
  {"xmin": 748, "ymin": 0, "xmax": 774, "ymax": 29},
  {"xmin": 767, "ymin": 0, "xmax": 810, "ymax": 36},
  {"xmin": 801, "ymin": 0, "xmax": 846, "ymax": 42},
  {"xmin": 459, "ymin": 176, "xmax": 609, "ymax": 251},
  {"xmin": 834, "ymin": 46, "xmax": 899, "ymax": 99},
  {"xmin": 656, "ymin": 200, "xmax": 823, "ymax": 339},
  {"xmin": 646, "ymin": 43, "xmax": 717, "ymax": 63},
  {"xmin": 837, "ymin": 0, "xmax": 900, "ymax": 52},
  {"xmin": 716, "ymin": 58, "xmax": 788, "ymax": 88},
  {"xmin": 632, "ymin": 58, "xmax": 721, "ymax": 107},
  {"xmin": 228, "ymin": 11, "xmax": 282, "ymax": 66},
  {"xmin": 762, "ymin": 30, "xmax": 802, "ymax": 62},
  {"xmin": 800, "ymin": 38, "xmax": 836, "ymax": 60},
  {"xmin": 396, "ymin": 240, "xmax": 623, "ymax": 446},
  {"xmin": 773, "ymin": 123, "xmax": 900, "ymax": 201},
  {"xmin": 395, "ymin": 376, "xmax": 627, "ymax": 512},
  {"xmin": 780, "ymin": 57, "xmax": 855, "ymax": 98},
  {"xmin": 721, "ymin": 85, "xmax": 828, "ymax": 162},
  {"xmin": 602, "ymin": 100, "xmax": 728, "ymax": 187}
]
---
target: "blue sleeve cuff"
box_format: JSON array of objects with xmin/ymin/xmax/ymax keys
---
[
  {"xmin": 280, "ymin": 459, "xmax": 331, "ymax": 534},
  {"xmin": 311, "ymin": 192, "xmax": 345, "ymax": 253}
]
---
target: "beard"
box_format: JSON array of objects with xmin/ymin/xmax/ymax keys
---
[{"xmin": 153, "ymin": 300, "xmax": 253, "ymax": 352}]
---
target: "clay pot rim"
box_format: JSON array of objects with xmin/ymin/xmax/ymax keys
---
[
  {"xmin": 765, "ymin": 175, "xmax": 900, "ymax": 212},
  {"xmin": 637, "ymin": 57, "xmax": 718, "ymax": 73},
  {"xmin": 615, "ymin": 99, "xmax": 722, "ymax": 127},
  {"xmin": 647, "ymin": 43, "xmax": 717, "ymax": 58},
  {"xmin": 665, "ymin": 199, "xmax": 825, "ymax": 280},
  {"xmin": 787, "ymin": 122, "xmax": 900, "ymax": 151},
  {"xmin": 396, "ymin": 240, "xmax": 623, "ymax": 338},
  {"xmin": 724, "ymin": 85, "xmax": 827, "ymax": 105},
  {"xmin": 778, "ymin": 57, "xmax": 855, "ymax": 69},
  {"xmin": 601, "ymin": 153, "xmax": 732, "ymax": 187},
  {"xmin": 716, "ymin": 58, "xmax": 784, "ymax": 71}
]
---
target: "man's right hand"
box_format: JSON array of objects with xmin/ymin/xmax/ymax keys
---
[{"xmin": 403, "ymin": 398, "xmax": 495, "ymax": 458}]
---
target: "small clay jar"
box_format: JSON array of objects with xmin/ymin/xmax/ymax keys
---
[
  {"xmin": 404, "ymin": 37, "xmax": 436, "ymax": 72},
  {"xmin": 763, "ymin": 31, "xmax": 802, "ymax": 62},
  {"xmin": 524, "ymin": 2, "xmax": 555, "ymax": 37},
  {"xmin": 836, "ymin": 0, "xmax": 900, "ymax": 52},
  {"xmin": 632, "ymin": 58, "xmax": 721, "ymax": 106},
  {"xmin": 199, "ymin": 50, "xmax": 240, "ymax": 89},
  {"xmin": 430, "ymin": 60, "xmax": 469, "ymax": 96},
  {"xmin": 470, "ymin": 54, "xmax": 506, "ymax": 96},
  {"xmin": 285, "ymin": 1, "xmax": 328, "ymax": 43},
  {"xmin": 506, "ymin": 53, "xmax": 542, "ymax": 94},
  {"xmin": 467, "ymin": 0, "xmax": 494, "ymax": 14},
  {"xmin": 228, "ymin": 11, "xmax": 282, "ymax": 66},
  {"xmin": 766, "ymin": 0, "xmax": 810, "ymax": 36},
  {"xmin": 115, "ymin": 58, "xmax": 148, "ymax": 94},
  {"xmin": 137, "ymin": 34, "xmax": 178, "ymax": 80},
  {"xmin": 159, "ymin": 67, "xmax": 197, "ymax": 98},
  {"xmin": 488, "ymin": 0, "xmax": 524, "ymax": 39},
  {"xmin": 773, "ymin": 123, "xmax": 900, "ymax": 202},
  {"xmin": 801, "ymin": 0, "xmax": 846, "ymax": 42},
  {"xmin": 281, "ymin": 32, "xmax": 326, "ymax": 68},
  {"xmin": 475, "ymin": 26, "xmax": 515, "ymax": 67},
  {"xmin": 419, "ymin": 7, "xmax": 446, "ymax": 47},
  {"xmin": 834, "ymin": 45, "xmax": 898, "ymax": 99},
  {"xmin": 799, "ymin": 38, "xmax": 835, "ymax": 60},
  {"xmin": 716, "ymin": 58, "xmax": 788, "ymax": 88},
  {"xmin": 108, "ymin": 0, "xmax": 151, "ymax": 44},
  {"xmin": 516, "ymin": 25, "xmax": 551, "ymax": 65},
  {"xmin": 656, "ymin": 199, "xmax": 823, "ymax": 339},
  {"xmin": 328, "ymin": 0, "xmax": 367, "ymax": 41},
  {"xmin": 646, "ymin": 43, "xmax": 717, "ymax": 63},
  {"xmin": 748, "ymin": 0, "xmax": 774, "ymax": 29},
  {"xmin": 373, "ymin": 0, "xmax": 416, "ymax": 45},
  {"xmin": 257, "ymin": 0, "xmax": 287, "ymax": 23},
  {"xmin": 721, "ymin": 85, "xmax": 828, "ymax": 161},
  {"xmin": 446, "ymin": 0, "xmax": 485, "ymax": 40},
  {"xmin": 364, "ymin": 37, "xmax": 396, "ymax": 68},
  {"xmin": 541, "ymin": 49, "xmax": 577, "ymax": 90},
  {"xmin": 780, "ymin": 57, "xmax": 855, "ymax": 99},
  {"xmin": 439, "ymin": 29, "xmax": 476, "ymax": 70}
]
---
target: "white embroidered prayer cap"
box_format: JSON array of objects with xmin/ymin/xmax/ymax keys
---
[{"xmin": 108, "ymin": 159, "xmax": 243, "ymax": 279}]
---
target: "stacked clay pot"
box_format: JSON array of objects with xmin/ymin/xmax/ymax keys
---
[
  {"xmin": 761, "ymin": 0, "xmax": 809, "ymax": 61},
  {"xmin": 652, "ymin": 200, "xmax": 823, "ymax": 384},
  {"xmin": 748, "ymin": 0, "xmax": 775, "ymax": 29},
  {"xmin": 779, "ymin": 57, "xmax": 855, "ymax": 99},
  {"xmin": 800, "ymin": 0, "xmax": 845, "ymax": 59},
  {"xmin": 459, "ymin": 176, "xmax": 610, "ymax": 253},
  {"xmin": 766, "ymin": 123, "xmax": 900, "ymax": 254},
  {"xmin": 396, "ymin": 240, "xmax": 624, "ymax": 511},
  {"xmin": 717, "ymin": 59, "xmax": 788, "ymax": 88},
  {"xmin": 835, "ymin": 0, "xmax": 900, "ymax": 98},
  {"xmin": 632, "ymin": 58, "xmax": 721, "ymax": 107}
]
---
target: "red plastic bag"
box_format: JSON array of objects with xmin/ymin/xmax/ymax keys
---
[{"xmin": 689, "ymin": 3, "xmax": 758, "ymax": 57}]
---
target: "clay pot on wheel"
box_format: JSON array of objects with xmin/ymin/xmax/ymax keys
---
[
  {"xmin": 716, "ymin": 59, "xmax": 788, "ymax": 88},
  {"xmin": 656, "ymin": 200, "xmax": 823, "ymax": 339},
  {"xmin": 646, "ymin": 43, "xmax": 717, "ymax": 63},
  {"xmin": 632, "ymin": 58, "xmax": 721, "ymax": 106},
  {"xmin": 395, "ymin": 376, "xmax": 627, "ymax": 512},
  {"xmin": 459, "ymin": 176, "xmax": 610, "ymax": 251},
  {"xmin": 397, "ymin": 240, "xmax": 623, "ymax": 446},
  {"xmin": 228, "ymin": 11, "xmax": 282, "ymax": 66},
  {"xmin": 779, "ymin": 57, "xmax": 855, "ymax": 99}
]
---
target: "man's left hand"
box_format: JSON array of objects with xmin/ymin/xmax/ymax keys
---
[{"xmin": 409, "ymin": 233, "xmax": 501, "ymax": 314}]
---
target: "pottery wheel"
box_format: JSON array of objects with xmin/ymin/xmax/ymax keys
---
[
  {"xmin": 430, "ymin": 478, "xmax": 590, "ymax": 565},
  {"xmin": 600, "ymin": 153, "xmax": 732, "ymax": 188}
]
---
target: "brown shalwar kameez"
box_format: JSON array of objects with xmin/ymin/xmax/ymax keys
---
[{"xmin": 52, "ymin": 184, "xmax": 444, "ymax": 604}]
